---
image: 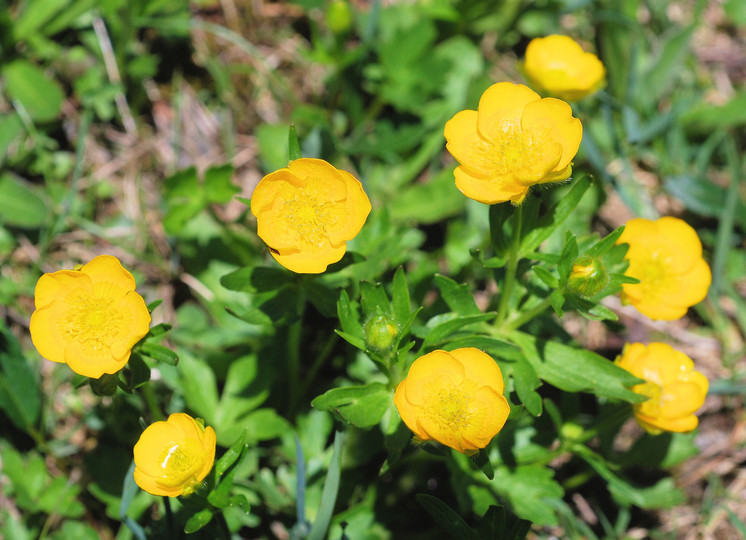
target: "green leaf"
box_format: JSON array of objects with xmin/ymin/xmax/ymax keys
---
[
  {"xmin": 337, "ymin": 290, "xmax": 363, "ymax": 338},
  {"xmin": 434, "ymin": 274, "xmax": 482, "ymax": 315},
  {"xmin": 391, "ymin": 267, "xmax": 412, "ymax": 324},
  {"xmin": 184, "ymin": 508, "xmax": 214, "ymax": 533},
  {"xmin": 12, "ymin": 0, "xmax": 69, "ymax": 39},
  {"xmin": 220, "ymin": 266, "xmax": 292, "ymax": 293},
  {"xmin": 389, "ymin": 167, "xmax": 465, "ymax": 224},
  {"xmin": 508, "ymin": 331, "xmax": 646, "ymax": 402},
  {"xmin": 532, "ymin": 266, "xmax": 558, "ymax": 289},
  {"xmin": 502, "ymin": 356, "xmax": 542, "ymax": 416},
  {"xmin": 682, "ymin": 90, "xmax": 746, "ymax": 132},
  {"xmin": 0, "ymin": 114, "xmax": 25, "ymax": 163},
  {"xmin": 519, "ymin": 175, "xmax": 592, "ymax": 258},
  {"xmin": 0, "ymin": 173, "xmax": 48, "ymax": 229},
  {"xmin": 416, "ymin": 494, "xmax": 478, "ymax": 540},
  {"xmin": 422, "ymin": 313, "xmax": 494, "ymax": 349},
  {"xmin": 136, "ymin": 343, "xmax": 178, "ymax": 365},
  {"xmin": 307, "ymin": 430, "xmax": 344, "ymax": 540},
  {"xmin": 0, "ymin": 323, "xmax": 40, "ymax": 431},
  {"xmin": 288, "ymin": 125, "xmax": 303, "ymax": 161},
  {"xmin": 215, "ymin": 429, "xmax": 249, "ymax": 479},
  {"xmin": 3, "ymin": 60, "xmax": 65, "ymax": 122},
  {"xmin": 484, "ymin": 463, "xmax": 563, "ymax": 526},
  {"xmin": 640, "ymin": 24, "xmax": 695, "ymax": 108},
  {"xmin": 178, "ymin": 352, "xmax": 219, "ymax": 421},
  {"xmin": 360, "ymin": 280, "xmax": 391, "ymax": 316},
  {"xmin": 121, "ymin": 353, "xmax": 151, "ymax": 390},
  {"xmin": 311, "ymin": 383, "xmax": 392, "ymax": 428},
  {"xmin": 471, "ymin": 450, "xmax": 494, "ymax": 481},
  {"xmin": 203, "ymin": 164, "xmax": 239, "ymax": 204}
]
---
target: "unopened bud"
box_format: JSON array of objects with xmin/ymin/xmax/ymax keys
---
[
  {"xmin": 364, "ymin": 314, "xmax": 399, "ymax": 351},
  {"xmin": 568, "ymin": 255, "xmax": 609, "ymax": 298},
  {"xmin": 326, "ymin": 0, "xmax": 353, "ymax": 34}
]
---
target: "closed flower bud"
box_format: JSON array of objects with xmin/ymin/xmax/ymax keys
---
[
  {"xmin": 326, "ymin": 0, "xmax": 353, "ymax": 34},
  {"xmin": 364, "ymin": 314, "xmax": 399, "ymax": 351},
  {"xmin": 568, "ymin": 255, "xmax": 609, "ymax": 298}
]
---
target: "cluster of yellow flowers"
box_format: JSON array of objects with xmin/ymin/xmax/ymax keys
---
[{"xmin": 26, "ymin": 34, "xmax": 710, "ymax": 491}]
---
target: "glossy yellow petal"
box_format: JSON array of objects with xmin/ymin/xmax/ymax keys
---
[
  {"xmin": 133, "ymin": 467, "xmax": 183, "ymax": 497},
  {"xmin": 445, "ymin": 110, "xmax": 494, "ymax": 177},
  {"xmin": 454, "ymin": 166, "xmax": 530, "ymax": 205},
  {"xmin": 34, "ymin": 271, "xmax": 92, "ymax": 309},
  {"xmin": 289, "ymin": 159, "xmax": 348, "ymax": 202},
  {"xmin": 476, "ymin": 82, "xmax": 540, "ymax": 142},
  {"xmin": 29, "ymin": 304, "xmax": 67, "ymax": 363},
  {"xmin": 402, "ymin": 350, "xmax": 465, "ymax": 403},
  {"xmin": 64, "ymin": 339, "xmax": 128, "ymax": 379},
  {"xmin": 250, "ymin": 169, "xmax": 302, "ymax": 215},
  {"xmin": 335, "ymin": 170, "xmax": 372, "ymax": 242},
  {"xmin": 109, "ymin": 292, "xmax": 152, "ymax": 360},
  {"xmin": 449, "ymin": 348, "xmax": 505, "ymax": 395},
  {"xmin": 81, "ymin": 255, "xmax": 137, "ymax": 292},
  {"xmin": 270, "ymin": 242, "xmax": 347, "ymax": 274},
  {"xmin": 521, "ymin": 97, "xmax": 583, "ymax": 172}
]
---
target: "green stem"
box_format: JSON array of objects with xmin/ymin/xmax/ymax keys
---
[
  {"xmin": 502, "ymin": 295, "xmax": 554, "ymax": 333},
  {"xmin": 141, "ymin": 383, "xmax": 164, "ymax": 422},
  {"xmin": 495, "ymin": 205, "xmax": 523, "ymax": 327},
  {"xmin": 287, "ymin": 282, "xmax": 307, "ymax": 417}
]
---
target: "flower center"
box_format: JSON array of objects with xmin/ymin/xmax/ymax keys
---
[
  {"xmin": 476, "ymin": 120, "xmax": 552, "ymax": 181},
  {"xmin": 282, "ymin": 190, "xmax": 335, "ymax": 247},
  {"xmin": 157, "ymin": 438, "xmax": 204, "ymax": 491},
  {"xmin": 632, "ymin": 250, "xmax": 675, "ymax": 294},
  {"xmin": 62, "ymin": 289, "xmax": 124, "ymax": 352},
  {"xmin": 425, "ymin": 383, "xmax": 475, "ymax": 431}
]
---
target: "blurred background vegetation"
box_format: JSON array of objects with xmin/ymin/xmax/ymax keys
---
[{"xmin": 1, "ymin": 0, "xmax": 745, "ymax": 538}]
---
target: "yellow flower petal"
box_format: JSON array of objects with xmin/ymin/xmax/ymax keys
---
[
  {"xmin": 270, "ymin": 242, "xmax": 347, "ymax": 274},
  {"xmin": 520, "ymin": 97, "xmax": 583, "ymax": 172},
  {"xmin": 453, "ymin": 166, "xmax": 530, "ymax": 205},
  {"xmin": 64, "ymin": 339, "xmax": 129, "ymax": 379},
  {"xmin": 34, "ymin": 271, "xmax": 92, "ymax": 309},
  {"xmin": 449, "ymin": 347, "xmax": 506, "ymax": 395},
  {"xmin": 476, "ymin": 82, "xmax": 540, "ymax": 142},
  {"xmin": 81, "ymin": 254, "xmax": 137, "ymax": 292}
]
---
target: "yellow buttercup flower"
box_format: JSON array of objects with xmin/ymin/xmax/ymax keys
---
[
  {"xmin": 30, "ymin": 255, "xmax": 151, "ymax": 379},
  {"xmin": 522, "ymin": 35, "xmax": 605, "ymax": 101},
  {"xmin": 250, "ymin": 158, "xmax": 372, "ymax": 273},
  {"xmin": 134, "ymin": 413, "xmax": 217, "ymax": 497},
  {"xmin": 394, "ymin": 348, "xmax": 510, "ymax": 454},
  {"xmin": 617, "ymin": 217, "xmax": 711, "ymax": 320},
  {"xmin": 616, "ymin": 343, "xmax": 708, "ymax": 434},
  {"xmin": 444, "ymin": 82, "xmax": 582, "ymax": 205}
]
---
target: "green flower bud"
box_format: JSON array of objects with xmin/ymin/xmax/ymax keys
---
[
  {"xmin": 559, "ymin": 422, "xmax": 584, "ymax": 442},
  {"xmin": 567, "ymin": 255, "xmax": 609, "ymax": 298},
  {"xmin": 364, "ymin": 314, "xmax": 398, "ymax": 351},
  {"xmin": 325, "ymin": 0, "xmax": 353, "ymax": 34}
]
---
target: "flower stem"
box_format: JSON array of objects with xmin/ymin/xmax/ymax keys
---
[
  {"xmin": 503, "ymin": 295, "xmax": 554, "ymax": 333},
  {"xmin": 287, "ymin": 282, "xmax": 307, "ymax": 417},
  {"xmin": 495, "ymin": 205, "xmax": 523, "ymax": 328}
]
